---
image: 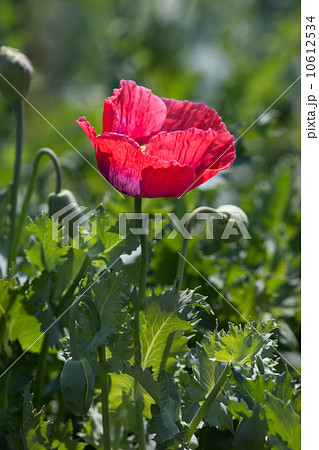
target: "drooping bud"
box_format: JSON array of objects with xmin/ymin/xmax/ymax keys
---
[
  {"xmin": 213, "ymin": 204, "xmax": 249, "ymax": 242},
  {"xmin": 60, "ymin": 357, "xmax": 95, "ymax": 416},
  {"xmin": 0, "ymin": 46, "xmax": 33, "ymax": 102},
  {"xmin": 48, "ymin": 189, "xmax": 78, "ymax": 218}
]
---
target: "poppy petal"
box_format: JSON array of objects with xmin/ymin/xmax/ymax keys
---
[
  {"xmin": 91, "ymin": 132, "xmax": 195, "ymax": 197},
  {"xmin": 109, "ymin": 80, "xmax": 167, "ymax": 144},
  {"xmin": 77, "ymin": 117, "xmax": 96, "ymax": 143},
  {"xmin": 145, "ymin": 127, "xmax": 235, "ymax": 175},
  {"xmin": 102, "ymin": 99, "xmax": 118, "ymax": 132},
  {"xmin": 160, "ymin": 98, "xmax": 226, "ymax": 133}
]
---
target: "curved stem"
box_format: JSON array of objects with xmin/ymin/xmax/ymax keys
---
[
  {"xmin": 7, "ymin": 100, "xmax": 23, "ymax": 275},
  {"xmin": 10, "ymin": 147, "xmax": 63, "ymax": 267},
  {"xmin": 176, "ymin": 206, "xmax": 224, "ymax": 291},
  {"xmin": 98, "ymin": 345, "xmax": 111, "ymax": 450},
  {"xmin": 133, "ymin": 197, "xmax": 147, "ymax": 450},
  {"xmin": 186, "ymin": 363, "xmax": 230, "ymax": 443}
]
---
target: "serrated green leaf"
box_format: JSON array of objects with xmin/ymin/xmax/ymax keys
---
[
  {"xmin": 213, "ymin": 321, "xmax": 277, "ymax": 366},
  {"xmin": 53, "ymin": 248, "xmax": 88, "ymax": 299},
  {"xmin": 0, "ymin": 278, "xmax": 43, "ymax": 353},
  {"xmin": 89, "ymin": 272, "xmax": 124, "ymax": 350},
  {"xmin": 234, "ymin": 416, "xmax": 267, "ymax": 450},
  {"xmin": 187, "ymin": 342, "xmax": 228, "ymax": 401},
  {"xmin": 123, "ymin": 364, "xmax": 181, "ymax": 443},
  {"xmin": 265, "ymin": 391, "xmax": 301, "ymax": 450},
  {"xmin": 139, "ymin": 288, "xmax": 199, "ymax": 378},
  {"xmin": 108, "ymin": 372, "xmax": 153, "ymax": 419},
  {"xmin": 22, "ymin": 384, "xmax": 54, "ymax": 449},
  {"xmin": 87, "ymin": 211, "xmax": 140, "ymax": 266},
  {"xmin": 227, "ymin": 395, "xmax": 253, "ymax": 420},
  {"xmin": 273, "ymin": 368, "xmax": 297, "ymax": 406},
  {"xmin": 26, "ymin": 271, "xmax": 63, "ymax": 349},
  {"xmin": 25, "ymin": 214, "xmax": 69, "ymax": 272},
  {"xmin": 231, "ymin": 366, "xmax": 276, "ymax": 408},
  {"xmin": 205, "ymin": 400, "xmax": 233, "ymax": 432},
  {"xmin": 105, "ymin": 332, "xmax": 135, "ymax": 373},
  {"xmin": 52, "ymin": 420, "xmax": 86, "ymax": 450},
  {"xmin": 9, "ymin": 299, "xmax": 44, "ymax": 353}
]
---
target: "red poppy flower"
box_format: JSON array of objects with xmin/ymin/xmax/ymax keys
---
[{"xmin": 77, "ymin": 80, "xmax": 236, "ymax": 198}]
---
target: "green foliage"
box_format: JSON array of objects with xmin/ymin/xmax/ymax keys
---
[
  {"xmin": 26, "ymin": 214, "xmax": 69, "ymax": 272},
  {"xmin": 139, "ymin": 287, "xmax": 206, "ymax": 376}
]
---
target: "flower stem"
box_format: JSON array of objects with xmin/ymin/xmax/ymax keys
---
[
  {"xmin": 135, "ymin": 197, "xmax": 148, "ymax": 300},
  {"xmin": 176, "ymin": 206, "xmax": 221, "ymax": 291},
  {"xmin": 133, "ymin": 197, "xmax": 148, "ymax": 450},
  {"xmin": 7, "ymin": 100, "xmax": 23, "ymax": 275},
  {"xmin": 186, "ymin": 363, "xmax": 230, "ymax": 443},
  {"xmin": 9, "ymin": 147, "xmax": 63, "ymax": 269},
  {"xmin": 98, "ymin": 345, "xmax": 111, "ymax": 450}
]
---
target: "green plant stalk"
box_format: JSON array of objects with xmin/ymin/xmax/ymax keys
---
[
  {"xmin": 34, "ymin": 334, "xmax": 49, "ymax": 409},
  {"xmin": 98, "ymin": 345, "xmax": 111, "ymax": 450},
  {"xmin": 133, "ymin": 197, "xmax": 147, "ymax": 450},
  {"xmin": 186, "ymin": 363, "xmax": 230, "ymax": 443},
  {"xmin": 10, "ymin": 147, "xmax": 63, "ymax": 266},
  {"xmin": 69, "ymin": 302, "xmax": 80, "ymax": 360},
  {"xmin": 113, "ymin": 421, "xmax": 122, "ymax": 449},
  {"xmin": 7, "ymin": 100, "xmax": 23, "ymax": 274},
  {"xmin": 176, "ymin": 206, "xmax": 221, "ymax": 290},
  {"xmin": 135, "ymin": 197, "xmax": 148, "ymax": 300}
]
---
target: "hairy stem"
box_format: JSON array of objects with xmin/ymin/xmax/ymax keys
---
[
  {"xmin": 186, "ymin": 363, "xmax": 230, "ymax": 443},
  {"xmin": 133, "ymin": 197, "xmax": 148, "ymax": 450},
  {"xmin": 98, "ymin": 346, "xmax": 111, "ymax": 450},
  {"xmin": 7, "ymin": 100, "xmax": 23, "ymax": 274}
]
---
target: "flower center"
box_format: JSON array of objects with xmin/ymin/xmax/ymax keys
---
[{"xmin": 140, "ymin": 144, "xmax": 146, "ymax": 154}]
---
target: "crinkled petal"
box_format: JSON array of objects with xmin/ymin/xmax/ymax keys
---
[
  {"xmin": 145, "ymin": 127, "xmax": 235, "ymax": 174},
  {"xmin": 102, "ymin": 99, "xmax": 118, "ymax": 132},
  {"xmin": 108, "ymin": 80, "xmax": 167, "ymax": 144},
  {"xmin": 78, "ymin": 121, "xmax": 195, "ymax": 197},
  {"xmin": 77, "ymin": 117, "xmax": 97, "ymax": 142},
  {"xmin": 160, "ymin": 98, "xmax": 226, "ymax": 133}
]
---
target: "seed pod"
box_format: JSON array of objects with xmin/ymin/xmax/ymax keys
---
[
  {"xmin": 60, "ymin": 357, "xmax": 95, "ymax": 416},
  {"xmin": 213, "ymin": 204, "xmax": 249, "ymax": 242},
  {"xmin": 0, "ymin": 46, "xmax": 33, "ymax": 102}
]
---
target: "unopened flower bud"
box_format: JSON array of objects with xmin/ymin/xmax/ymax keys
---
[
  {"xmin": 0, "ymin": 46, "xmax": 33, "ymax": 102},
  {"xmin": 213, "ymin": 204, "xmax": 249, "ymax": 242},
  {"xmin": 60, "ymin": 357, "xmax": 95, "ymax": 416}
]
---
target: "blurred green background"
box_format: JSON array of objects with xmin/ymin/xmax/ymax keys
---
[{"xmin": 1, "ymin": 0, "xmax": 300, "ymax": 389}]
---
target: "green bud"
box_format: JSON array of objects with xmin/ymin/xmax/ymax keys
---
[
  {"xmin": 48, "ymin": 189, "xmax": 77, "ymax": 218},
  {"xmin": 49, "ymin": 189, "xmax": 89, "ymax": 239},
  {"xmin": 0, "ymin": 46, "xmax": 33, "ymax": 102},
  {"xmin": 213, "ymin": 204, "xmax": 249, "ymax": 242},
  {"xmin": 60, "ymin": 357, "xmax": 95, "ymax": 416}
]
